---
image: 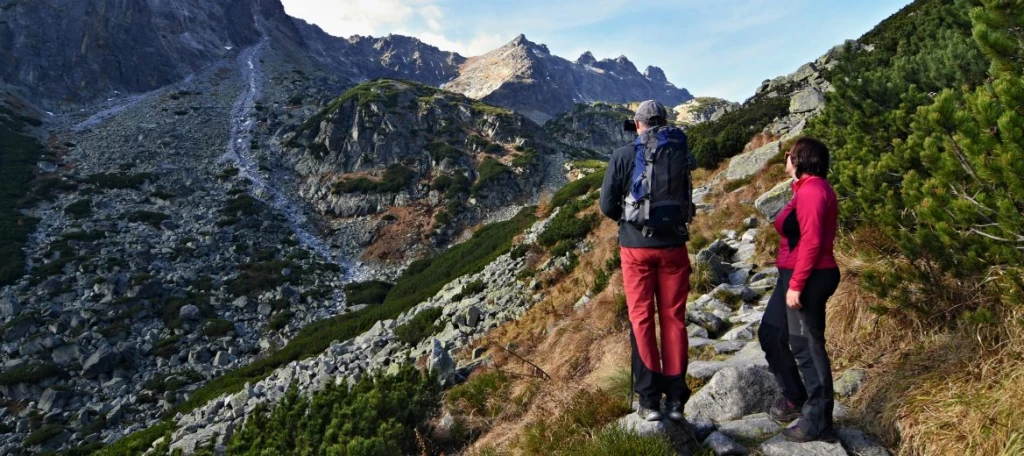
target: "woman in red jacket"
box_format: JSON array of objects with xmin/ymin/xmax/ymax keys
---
[{"xmin": 757, "ymin": 137, "xmax": 841, "ymax": 442}]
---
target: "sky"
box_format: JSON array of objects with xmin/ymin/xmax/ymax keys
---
[{"xmin": 279, "ymin": 0, "xmax": 913, "ymax": 102}]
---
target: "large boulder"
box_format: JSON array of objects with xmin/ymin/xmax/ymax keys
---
[
  {"xmin": 51, "ymin": 344, "xmax": 84, "ymax": 367},
  {"xmin": 428, "ymin": 338, "xmax": 455, "ymax": 384},
  {"xmin": 789, "ymin": 87, "xmax": 825, "ymax": 114},
  {"xmin": 82, "ymin": 345, "xmax": 121, "ymax": 379},
  {"xmin": 754, "ymin": 179, "xmax": 794, "ymax": 221},
  {"xmin": 38, "ymin": 388, "xmax": 71, "ymax": 413},
  {"xmin": 0, "ymin": 290, "xmax": 21, "ymax": 318},
  {"xmin": 725, "ymin": 141, "xmax": 783, "ymax": 182},
  {"xmin": 685, "ymin": 365, "xmax": 781, "ymax": 422}
]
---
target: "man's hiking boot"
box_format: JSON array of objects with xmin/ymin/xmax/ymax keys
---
[
  {"xmin": 664, "ymin": 400, "xmax": 684, "ymax": 422},
  {"xmin": 782, "ymin": 423, "xmax": 838, "ymax": 443},
  {"xmin": 769, "ymin": 397, "xmax": 802, "ymax": 422},
  {"xmin": 637, "ymin": 405, "xmax": 662, "ymax": 421}
]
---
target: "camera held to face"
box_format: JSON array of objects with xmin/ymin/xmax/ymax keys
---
[{"xmin": 623, "ymin": 119, "xmax": 637, "ymax": 132}]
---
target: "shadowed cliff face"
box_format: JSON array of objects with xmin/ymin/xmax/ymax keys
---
[
  {"xmin": 443, "ymin": 35, "xmax": 693, "ymax": 124},
  {"xmin": 292, "ymin": 19, "xmax": 466, "ymax": 87},
  {"xmin": 0, "ymin": 0, "xmax": 301, "ymax": 109}
]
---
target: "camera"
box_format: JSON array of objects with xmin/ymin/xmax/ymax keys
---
[{"xmin": 623, "ymin": 119, "xmax": 637, "ymax": 132}]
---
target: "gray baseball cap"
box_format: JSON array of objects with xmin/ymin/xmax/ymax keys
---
[{"xmin": 633, "ymin": 100, "xmax": 668, "ymax": 124}]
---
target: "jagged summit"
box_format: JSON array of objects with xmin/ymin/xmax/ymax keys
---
[
  {"xmin": 577, "ymin": 51, "xmax": 598, "ymax": 65},
  {"xmin": 645, "ymin": 66, "xmax": 669, "ymax": 83}
]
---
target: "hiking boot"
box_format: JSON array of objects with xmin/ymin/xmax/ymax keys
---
[
  {"xmin": 769, "ymin": 397, "xmax": 802, "ymax": 422},
  {"xmin": 637, "ymin": 405, "xmax": 662, "ymax": 421},
  {"xmin": 664, "ymin": 400, "xmax": 684, "ymax": 422},
  {"xmin": 782, "ymin": 423, "xmax": 838, "ymax": 443}
]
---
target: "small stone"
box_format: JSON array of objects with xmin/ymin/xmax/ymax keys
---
[
  {"xmin": 836, "ymin": 428, "xmax": 890, "ymax": 456},
  {"xmin": 179, "ymin": 305, "xmax": 201, "ymax": 321},
  {"xmin": 834, "ymin": 368, "xmax": 867, "ymax": 397},
  {"xmin": 257, "ymin": 303, "xmax": 272, "ymax": 316}
]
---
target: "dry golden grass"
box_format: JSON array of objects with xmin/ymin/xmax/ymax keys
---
[
  {"xmin": 361, "ymin": 205, "xmax": 432, "ymax": 263},
  {"xmin": 824, "ymin": 229, "xmax": 1024, "ymax": 456}
]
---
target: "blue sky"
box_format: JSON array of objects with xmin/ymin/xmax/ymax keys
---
[{"xmin": 280, "ymin": 0, "xmax": 912, "ymax": 102}]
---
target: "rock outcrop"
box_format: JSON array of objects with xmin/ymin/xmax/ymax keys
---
[
  {"xmin": 673, "ymin": 97, "xmax": 741, "ymax": 125},
  {"xmin": 544, "ymin": 102, "xmax": 636, "ymax": 157},
  {"xmin": 283, "ymin": 79, "xmax": 559, "ymax": 248}
]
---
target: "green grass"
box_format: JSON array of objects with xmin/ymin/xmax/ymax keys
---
[
  {"xmin": 549, "ymin": 167, "xmax": 605, "ymax": 209},
  {"xmin": 332, "ymin": 164, "xmax": 417, "ymax": 194},
  {"xmin": 344, "ymin": 280, "xmax": 394, "ymax": 305},
  {"xmin": 471, "ymin": 157, "xmax": 512, "ymax": 195},
  {"xmin": 452, "ymin": 279, "xmax": 486, "ymax": 301},
  {"xmin": 538, "ymin": 196, "xmax": 600, "ymax": 248},
  {"xmin": 64, "ymin": 198, "xmax": 93, "ymax": 219},
  {"xmin": 426, "ymin": 140, "xmax": 465, "ymax": 163},
  {"xmin": 25, "ymin": 424, "xmax": 64, "ymax": 447},
  {"xmin": 268, "ymin": 310, "xmax": 293, "ymax": 331},
  {"xmin": 220, "ymin": 194, "xmax": 261, "ymax": 217},
  {"xmin": 515, "ymin": 389, "xmax": 632, "ymax": 455},
  {"xmin": 393, "ymin": 307, "xmax": 444, "ymax": 346},
  {"xmin": 0, "ymin": 362, "xmax": 63, "ymax": 386},
  {"xmin": 564, "ymin": 426, "xmax": 676, "ymax": 456},
  {"xmin": 91, "ymin": 420, "xmax": 174, "ymax": 456},
  {"xmin": 152, "ymin": 336, "xmax": 180, "ymax": 358},
  {"xmin": 224, "ymin": 365, "xmax": 441, "ymax": 455},
  {"xmin": 125, "ymin": 210, "xmax": 169, "ymax": 229},
  {"xmin": 445, "ymin": 369, "xmax": 512, "ymax": 418},
  {"xmin": 227, "ymin": 259, "xmax": 299, "ymax": 297},
  {"xmin": 202, "ymin": 319, "xmax": 235, "ymax": 337},
  {"xmin": 84, "ymin": 172, "xmax": 155, "ymax": 190}
]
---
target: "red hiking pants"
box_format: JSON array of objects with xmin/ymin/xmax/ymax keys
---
[{"xmin": 621, "ymin": 245, "xmax": 690, "ymax": 406}]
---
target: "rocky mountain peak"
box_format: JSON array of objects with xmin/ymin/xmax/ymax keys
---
[
  {"xmin": 577, "ymin": 51, "xmax": 597, "ymax": 66},
  {"xmin": 644, "ymin": 66, "xmax": 668, "ymax": 84},
  {"xmin": 502, "ymin": 34, "xmax": 551, "ymax": 56}
]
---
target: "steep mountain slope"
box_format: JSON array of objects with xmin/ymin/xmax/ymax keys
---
[
  {"xmin": 0, "ymin": 0, "xmax": 298, "ymax": 109},
  {"xmin": 444, "ymin": 35, "xmax": 693, "ymax": 123}
]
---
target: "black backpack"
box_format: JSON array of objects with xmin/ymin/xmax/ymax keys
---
[{"xmin": 622, "ymin": 125, "xmax": 696, "ymax": 237}]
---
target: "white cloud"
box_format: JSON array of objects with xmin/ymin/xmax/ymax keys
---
[{"xmin": 282, "ymin": 0, "xmax": 418, "ymax": 37}]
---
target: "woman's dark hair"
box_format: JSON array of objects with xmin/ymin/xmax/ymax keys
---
[{"xmin": 790, "ymin": 137, "xmax": 830, "ymax": 178}]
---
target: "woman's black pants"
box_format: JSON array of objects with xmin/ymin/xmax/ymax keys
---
[{"xmin": 757, "ymin": 267, "xmax": 840, "ymax": 437}]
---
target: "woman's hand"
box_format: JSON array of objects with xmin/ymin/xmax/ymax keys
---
[{"xmin": 786, "ymin": 289, "xmax": 802, "ymax": 309}]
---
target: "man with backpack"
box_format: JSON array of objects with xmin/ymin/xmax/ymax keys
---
[{"xmin": 599, "ymin": 100, "xmax": 696, "ymax": 421}]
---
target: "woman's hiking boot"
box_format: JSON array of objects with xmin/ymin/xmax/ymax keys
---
[
  {"xmin": 782, "ymin": 422, "xmax": 838, "ymax": 443},
  {"xmin": 769, "ymin": 397, "xmax": 802, "ymax": 422}
]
